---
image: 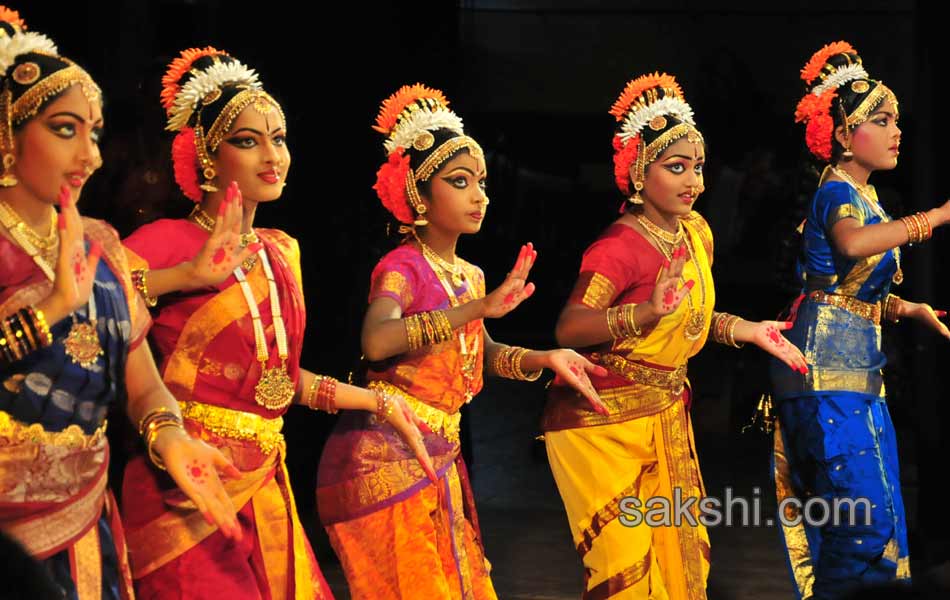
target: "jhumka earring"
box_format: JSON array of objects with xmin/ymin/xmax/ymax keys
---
[{"xmin": 629, "ymin": 181, "xmax": 644, "ymax": 205}]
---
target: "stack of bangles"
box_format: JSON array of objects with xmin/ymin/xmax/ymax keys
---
[
  {"xmin": 131, "ymin": 268, "xmax": 158, "ymax": 307},
  {"xmin": 493, "ymin": 345, "xmax": 542, "ymax": 381},
  {"xmin": 900, "ymin": 212, "xmax": 932, "ymax": 245},
  {"xmin": 405, "ymin": 310, "xmax": 454, "ymax": 351},
  {"xmin": 883, "ymin": 293, "xmax": 902, "ymax": 323},
  {"xmin": 305, "ymin": 375, "xmax": 339, "ymax": 414},
  {"xmin": 138, "ymin": 407, "xmax": 185, "ymax": 470},
  {"xmin": 711, "ymin": 312, "xmax": 744, "ymax": 348},
  {"xmin": 606, "ymin": 303, "xmax": 642, "ymax": 339},
  {"xmin": 1, "ymin": 306, "xmax": 53, "ymax": 365},
  {"xmin": 374, "ymin": 387, "xmax": 395, "ymax": 423}
]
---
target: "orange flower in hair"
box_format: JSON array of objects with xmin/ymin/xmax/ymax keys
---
[{"xmin": 800, "ymin": 41, "xmax": 855, "ymax": 84}]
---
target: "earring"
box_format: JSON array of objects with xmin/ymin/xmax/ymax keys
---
[
  {"xmin": 199, "ymin": 167, "xmax": 219, "ymax": 193},
  {"xmin": 841, "ymin": 147, "xmax": 854, "ymax": 161},
  {"xmin": 629, "ymin": 181, "xmax": 644, "ymax": 205},
  {"xmin": 0, "ymin": 153, "xmax": 16, "ymax": 188},
  {"xmin": 413, "ymin": 204, "xmax": 428, "ymax": 227}
]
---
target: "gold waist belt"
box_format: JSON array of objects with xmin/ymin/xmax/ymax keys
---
[
  {"xmin": 595, "ymin": 353, "xmax": 688, "ymax": 395},
  {"xmin": 369, "ymin": 381, "xmax": 462, "ymax": 445},
  {"xmin": 0, "ymin": 410, "xmax": 107, "ymax": 450},
  {"xmin": 808, "ymin": 290, "xmax": 881, "ymax": 324},
  {"xmin": 178, "ymin": 401, "xmax": 284, "ymax": 455}
]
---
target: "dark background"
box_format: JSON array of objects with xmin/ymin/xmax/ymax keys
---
[{"xmin": 28, "ymin": 0, "xmax": 950, "ymax": 595}]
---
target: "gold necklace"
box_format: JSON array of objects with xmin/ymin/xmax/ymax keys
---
[
  {"xmin": 419, "ymin": 250, "xmax": 478, "ymax": 402},
  {"xmin": 636, "ymin": 214, "xmax": 685, "ymax": 246},
  {"xmin": 415, "ymin": 234, "xmax": 465, "ymax": 287},
  {"xmin": 188, "ymin": 205, "xmax": 259, "ymax": 272},
  {"xmin": 0, "ymin": 201, "xmax": 59, "ymax": 265},
  {"xmin": 234, "ymin": 249, "xmax": 295, "ymax": 411},
  {"xmin": 640, "ymin": 223, "xmax": 708, "ymax": 341},
  {"xmin": 0, "ymin": 201, "xmax": 103, "ymax": 369},
  {"xmin": 829, "ymin": 166, "xmax": 903, "ymax": 284}
]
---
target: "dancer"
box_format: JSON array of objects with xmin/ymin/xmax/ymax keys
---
[
  {"xmin": 544, "ymin": 73, "xmax": 807, "ymax": 600},
  {"xmin": 316, "ymin": 83, "xmax": 608, "ymax": 599},
  {"xmin": 771, "ymin": 41, "xmax": 950, "ymax": 599},
  {"xmin": 0, "ymin": 10, "xmax": 239, "ymax": 599},
  {"xmin": 121, "ymin": 49, "xmax": 432, "ymax": 599}
]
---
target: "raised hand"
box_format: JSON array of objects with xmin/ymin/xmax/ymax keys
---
[
  {"xmin": 543, "ymin": 349, "xmax": 610, "ymax": 415},
  {"xmin": 153, "ymin": 426, "xmax": 244, "ymax": 541},
  {"xmin": 189, "ymin": 182, "xmax": 262, "ymax": 286},
  {"xmin": 749, "ymin": 321, "xmax": 809, "ymax": 373},
  {"xmin": 481, "ymin": 243, "xmax": 537, "ymax": 318},
  {"xmin": 43, "ymin": 185, "xmax": 102, "ymax": 323},
  {"xmin": 649, "ymin": 244, "xmax": 694, "ymax": 317}
]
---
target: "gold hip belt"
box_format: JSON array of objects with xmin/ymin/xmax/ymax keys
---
[
  {"xmin": 808, "ymin": 290, "xmax": 881, "ymax": 324},
  {"xmin": 178, "ymin": 400, "xmax": 284, "ymax": 455},
  {"xmin": 369, "ymin": 380, "xmax": 461, "ymax": 445},
  {"xmin": 595, "ymin": 353, "xmax": 688, "ymax": 395}
]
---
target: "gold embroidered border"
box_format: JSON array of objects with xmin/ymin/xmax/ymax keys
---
[
  {"xmin": 4, "ymin": 456, "xmax": 108, "ymax": 559},
  {"xmin": 373, "ymin": 271, "xmax": 414, "ymax": 309},
  {"xmin": 576, "ymin": 467, "xmax": 650, "ymax": 558},
  {"xmin": 682, "ymin": 211, "xmax": 714, "ymax": 266},
  {"xmin": 773, "ymin": 420, "xmax": 815, "ymax": 599},
  {"xmin": 69, "ymin": 522, "xmax": 102, "ymax": 600},
  {"xmin": 828, "ymin": 204, "xmax": 864, "ymax": 227},
  {"xmin": 580, "ymin": 272, "xmax": 617, "ymax": 310},
  {"xmin": 163, "ymin": 261, "xmax": 268, "ymax": 400},
  {"xmin": 582, "ymin": 549, "xmax": 652, "ymax": 600},
  {"xmin": 541, "ymin": 381, "xmax": 679, "ymax": 431},
  {"xmin": 659, "ymin": 400, "xmax": 707, "ymax": 599}
]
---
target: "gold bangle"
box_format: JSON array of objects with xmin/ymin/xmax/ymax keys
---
[
  {"xmin": 726, "ymin": 315, "xmax": 744, "ymax": 348},
  {"xmin": 884, "ymin": 293, "xmax": 902, "ymax": 323},
  {"xmin": 1, "ymin": 317, "xmax": 24, "ymax": 361},
  {"xmin": 137, "ymin": 407, "xmax": 175, "ymax": 436},
  {"xmin": 432, "ymin": 310, "xmax": 454, "ymax": 344},
  {"xmin": 305, "ymin": 375, "xmax": 321, "ymax": 409},
  {"xmin": 146, "ymin": 420, "xmax": 184, "ymax": 471},
  {"xmin": 131, "ymin": 268, "xmax": 158, "ymax": 307},
  {"xmin": 900, "ymin": 215, "xmax": 916, "ymax": 244},
  {"xmin": 622, "ymin": 303, "xmax": 642, "ymax": 337},
  {"xmin": 511, "ymin": 347, "xmax": 542, "ymax": 381},
  {"xmin": 405, "ymin": 314, "xmax": 423, "ymax": 351},
  {"xmin": 31, "ymin": 307, "xmax": 53, "ymax": 346},
  {"xmin": 493, "ymin": 346, "xmax": 516, "ymax": 378}
]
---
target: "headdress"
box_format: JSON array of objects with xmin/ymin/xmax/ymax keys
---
[
  {"xmin": 372, "ymin": 83, "xmax": 483, "ymax": 225},
  {"xmin": 794, "ymin": 41, "xmax": 897, "ymax": 162},
  {"xmin": 162, "ymin": 47, "xmax": 285, "ymax": 201},
  {"xmin": 609, "ymin": 72, "xmax": 703, "ymax": 206},
  {"xmin": 0, "ymin": 6, "xmax": 100, "ymax": 186}
]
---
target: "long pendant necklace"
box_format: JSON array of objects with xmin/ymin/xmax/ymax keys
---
[
  {"xmin": 637, "ymin": 214, "xmax": 708, "ymax": 341},
  {"xmin": 418, "ymin": 244, "xmax": 477, "ymax": 402},
  {"xmin": 0, "ymin": 201, "xmax": 103, "ymax": 368},
  {"xmin": 829, "ymin": 166, "xmax": 903, "ymax": 285},
  {"xmin": 233, "ymin": 248, "xmax": 295, "ymax": 410}
]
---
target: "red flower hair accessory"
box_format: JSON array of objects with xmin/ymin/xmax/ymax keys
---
[{"xmin": 171, "ymin": 127, "xmax": 203, "ymax": 203}]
